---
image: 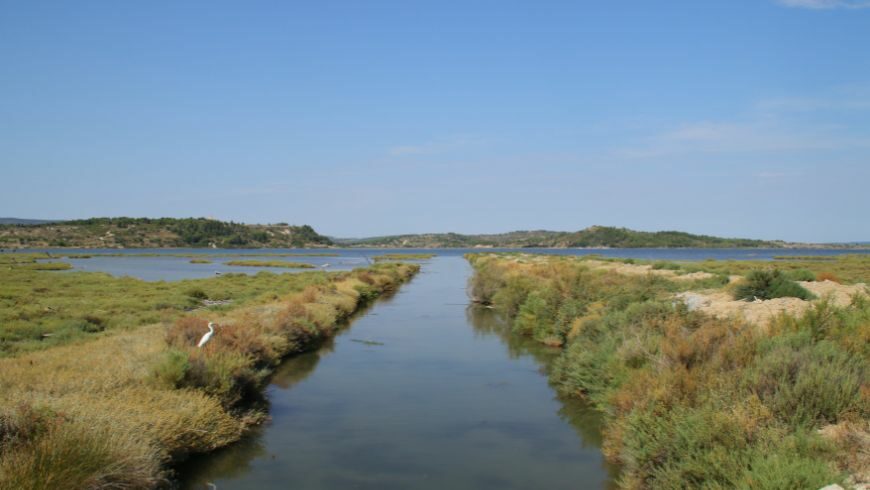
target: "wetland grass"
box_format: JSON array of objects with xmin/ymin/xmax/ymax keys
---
[
  {"xmin": 680, "ymin": 254, "xmax": 870, "ymax": 284},
  {"xmin": 0, "ymin": 256, "xmax": 419, "ymax": 488},
  {"xmin": 71, "ymin": 252, "xmax": 339, "ymax": 258},
  {"xmin": 467, "ymin": 253, "xmax": 868, "ymax": 488},
  {"xmin": 0, "ymin": 254, "xmax": 326, "ymax": 356},
  {"xmin": 372, "ymin": 253, "xmax": 436, "ymax": 261},
  {"xmin": 224, "ymin": 260, "xmax": 316, "ymax": 269}
]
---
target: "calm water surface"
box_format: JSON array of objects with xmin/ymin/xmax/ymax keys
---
[
  {"xmin": 177, "ymin": 256, "xmax": 617, "ymax": 489},
  {"xmin": 24, "ymin": 246, "xmax": 870, "ymax": 281}
]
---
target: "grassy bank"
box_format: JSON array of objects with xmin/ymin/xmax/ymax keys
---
[
  {"xmin": 224, "ymin": 260, "xmax": 316, "ymax": 269},
  {"xmin": 372, "ymin": 253, "xmax": 436, "ymax": 261},
  {"xmin": 0, "ymin": 254, "xmax": 330, "ymax": 356},
  {"xmin": 593, "ymin": 253, "xmax": 869, "ymax": 285},
  {"xmin": 467, "ymin": 253, "xmax": 868, "ymax": 489},
  {"xmin": 0, "ymin": 259, "xmax": 418, "ymax": 488},
  {"xmin": 56, "ymin": 252, "xmax": 339, "ymax": 258}
]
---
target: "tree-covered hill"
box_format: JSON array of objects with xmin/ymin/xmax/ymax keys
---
[
  {"xmin": 0, "ymin": 217, "xmax": 332, "ymax": 248},
  {"xmin": 337, "ymin": 226, "xmax": 784, "ymax": 248}
]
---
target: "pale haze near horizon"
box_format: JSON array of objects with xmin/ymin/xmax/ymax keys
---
[{"xmin": 1, "ymin": 1, "xmax": 868, "ymax": 243}]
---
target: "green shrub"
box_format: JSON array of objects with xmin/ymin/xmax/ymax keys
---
[
  {"xmin": 185, "ymin": 288, "xmax": 208, "ymax": 301},
  {"xmin": 684, "ymin": 273, "xmax": 731, "ymax": 289},
  {"xmin": 551, "ymin": 302, "xmax": 673, "ymax": 403},
  {"xmin": 784, "ymin": 269, "xmax": 816, "ymax": 282},
  {"xmin": 617, "ymin": 402, "xmax": 840, "ymax": 489},
  {"xmin": 492, "ymin": 275, "xmax": 537, "ymax": 317},
  {"xmin": 468, "ymin": 263, "xmax": 505, "ymax": 304},
  {"xmin": 552, "ymin": 326, "xmax": 627, "ymax": 404},
  {"xmin": 651, "ymin": 261, "xmax": 681, "ymax": 271},
  {"xmin": 740, "ymin": 438, "xmax": 841, "ymax": 489},
  {"xmin": 512, "ymin": 287, "xmax": 586, "ymax": 344},
  {"xmin": 618, "ymin": 404, "xmax": 751, "ymax": 488},
  {"xmin": 180, "ymin": 351, "xmax": 261, "ymax": 407},
  {"xmin": 513, "ymin": 290, "xmax": 554, "ymax": 337},
  {"xmin": 745, "ymin": 335, "xmax": 865, "ymax": 427},
  {"xmin": 733, "ymin": 269, "xmax": 815, "ymax": 301},
  {"xmin": 150, "ymin": 350, "xmax": 189, "ymax": 389}
]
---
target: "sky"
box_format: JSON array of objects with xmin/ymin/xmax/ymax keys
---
[{"xmin": 1, "ymin": 1, "xmax": 868, "ymax": 242}]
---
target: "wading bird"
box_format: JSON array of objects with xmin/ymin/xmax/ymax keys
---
[{"xmin": 197, "ymin": 322, "xmax": 216, "ymax": 347}]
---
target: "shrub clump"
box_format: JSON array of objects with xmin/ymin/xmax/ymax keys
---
[
  {"xmin": 784, "ymin": 268, "xmax": 816, "ymax": 282},
  {"xmin": 733, "ymin": 269, "xmax": 816, "ymax": 301},
  {"xmin": 651, "ymin": 261, "xmax": 681, "ymax": 271}
]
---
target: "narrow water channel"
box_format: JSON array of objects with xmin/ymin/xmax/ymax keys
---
[{"xmin": 179, "ymin": 256, "xmax": 616, "ymax": 489}]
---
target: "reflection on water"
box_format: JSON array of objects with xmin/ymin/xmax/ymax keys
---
[
  {"xmin": 465, "ymin": 306, "xmax": 616, "ymax": 476},
  {"xmin": 176, "ymin": 427, "xmax": 268, "ymax": 485},
  {"xmin": 177, "ymin": 257, "xmax": 616, "ymax": 489},
  {"xmin": 270, "ymin": 339, "xmax": 335, "ymax": 390}
]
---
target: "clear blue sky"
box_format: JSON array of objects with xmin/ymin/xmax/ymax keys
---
[{"xmin": 1, "ymin": 1, "xmax": 868, "ymax": 242}]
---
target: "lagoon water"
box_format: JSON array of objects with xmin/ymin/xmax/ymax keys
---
[
  {"xmin": 25, "ymin": 247, "xmax": 870, "ymax": 281},
  {"xmin": 177, "ymin": 256, "xmax": 617, "ymax": 489}
]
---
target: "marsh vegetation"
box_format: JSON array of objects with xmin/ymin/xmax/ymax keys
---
[
  {"xmin": 0, "ymin": 254, "xmax": 326, "ymax": 356},
  {"xmin": 372, "ymin": 253, "xmax": 436, "ymax": 261},
  {"xmin": 468, "ymin": 253, "xmax": 868, "ymax": 488},
  {"xmin": 0, "ymin": 255, "xmax": 418, "ymax": 488},
  {"xmin": 224, "ymin": 260, "xmax": 316, "ymax": 269}
]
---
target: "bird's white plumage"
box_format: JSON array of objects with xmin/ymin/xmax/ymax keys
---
[{"xmin": 197, "ymin": 322, "xmax": 215, "ymax": 347}]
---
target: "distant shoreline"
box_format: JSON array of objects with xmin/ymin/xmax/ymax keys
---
[
  {"xmin": 1, "ymin": 218, "xmax": 866, "ymax": 250},
  {"xmin": 3, "ymin": 244, "xmax": 869, "ymax": 251}
]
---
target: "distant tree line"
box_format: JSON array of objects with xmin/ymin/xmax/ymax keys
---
[
  {"xmin": 0, "ymin": 217, "xmax": 332, "ymax": 248},
  {"xmin": 344, "ymin": 226, "xmax": 780, "ymax": 248}
]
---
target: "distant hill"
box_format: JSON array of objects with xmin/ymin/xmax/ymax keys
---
[
  {"xmin": 3, "ymin": 219, "xmax": 861, "ymax": 250},
  {"xmin": 336, "ymin": 226, "xmax": 785, "ymax": 249},
  {"xmin": 0, "ymin": 218, "xmax": 61, "ymax": 226},
  {"xmin": 0, "ymin": 217, "xmax": 332, "ymax": 249}
]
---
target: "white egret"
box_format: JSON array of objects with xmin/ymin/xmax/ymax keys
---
[{"xmin": 197, "ymin": 322, "xmax": 216, "ymax": 347}]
